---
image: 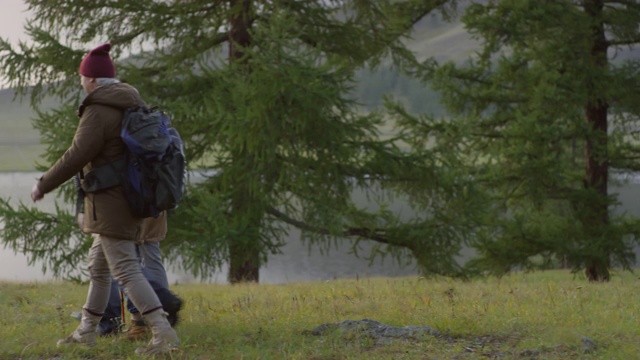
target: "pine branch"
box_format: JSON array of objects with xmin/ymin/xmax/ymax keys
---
[{"xmin": 266, "ymin": 206, "xmax": 417, "ymax": 247}]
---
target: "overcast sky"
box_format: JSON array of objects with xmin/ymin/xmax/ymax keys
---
[
  {"xmin": 0, "ymin": 0, "xmax": 29, "ymax": 45},
  {"xmin": 0, "ymin": 1, "xmax": 29, "ymax": 88}
]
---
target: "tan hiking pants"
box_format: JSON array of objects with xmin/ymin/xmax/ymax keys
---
[{"xmin": 83, "ymin": 234, "xmax": 163, "ymax": 316}]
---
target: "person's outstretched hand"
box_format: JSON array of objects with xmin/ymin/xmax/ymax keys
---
[{"xmin": 31, "ymin": 183, "xmax": 44, "ymax": 202}]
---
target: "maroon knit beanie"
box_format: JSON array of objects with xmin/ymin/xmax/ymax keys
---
[{"xmin": 78, "ymin": 43, "xmax": 116, "ymax": 78}]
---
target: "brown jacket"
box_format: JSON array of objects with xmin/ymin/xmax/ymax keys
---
[
  {"xmin": 140, "ymin": 212, "xmax": 167, "ymax": 243},
  {"xmin": 39, "ymin": 82, "xmax": 165, "ymax": 241}
]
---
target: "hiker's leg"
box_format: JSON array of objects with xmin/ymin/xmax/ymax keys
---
[
  {"xmin": 138, "ymin": 242, "xmax": 182, "ymax": 326},
  {"xmin": 126, "ymin": 243, "xmax": 167, "ymax": 313},
  {"xmin": 100, "ymin": 236, "xmax": 161, "ymax": 314},
  {"xmin": 57, "ymin": 234, "xmax": 112, "ymax": 347},
  {"xmin": 99, "ymin": 235, "xmax": 179, "ymax": 353},
  {"xmin": 126, "ymin": 242, "xmax": 182, "ymax": 327},
  {"xmin": 98, "ymin": 277, "xmax": 122, "ymax": 336},
  {"xmin": 125, "ymin": 245, "xmax": 143, "ymax": 314},
  {"xmin": 139, "ymin": 242, "xmax": 169, "ymax": 288},
  {"xmin": 84, "ymin": 234, "xmax": 113, "ymax": 314}
]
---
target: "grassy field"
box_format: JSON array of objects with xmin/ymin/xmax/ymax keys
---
[{"xmin": 1, "ymin": 270, "xmax": 639, "ymax": 359}]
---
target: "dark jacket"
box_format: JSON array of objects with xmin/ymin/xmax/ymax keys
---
[{"xmin": 38, "ymin": 82, "xmax": 164, "ymax": 241}]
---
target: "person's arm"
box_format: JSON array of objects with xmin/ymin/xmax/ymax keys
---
[{"xmin": 34, "ymin": 106, "xmax": 106, "ymax": 198}]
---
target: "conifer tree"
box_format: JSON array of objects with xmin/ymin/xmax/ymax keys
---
[
  {"xmin": 0, "ymin": 0, "xmax": 473, "ymax": 282},
  {"xmin": 406, "ymin": 0, "xmax": 640, "ymax": 281}
]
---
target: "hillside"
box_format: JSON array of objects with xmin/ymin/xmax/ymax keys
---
[
  {"xmin": 0, "ymin": 89, "xmax": 47, "ymax": 171},
  {"xmin": 0, "ymin": 15, "xmax": 473, "ymax": 172},
  {"xmin": 1, "ymin": 12, "xmax": 638, "ymax": 171}
]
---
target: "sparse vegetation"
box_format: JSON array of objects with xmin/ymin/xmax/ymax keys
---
[{"xmin": 1, "ymin": 270, "xmax": 639, "ymax": 359}]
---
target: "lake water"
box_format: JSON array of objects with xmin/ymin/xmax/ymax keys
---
[
  {"xmin": 2, "ymin": 172, "xmax": 640, "ymax": 284},
  {"xmin": 0, "ymin": 172, "xmax": 419, "ymax": 284}
]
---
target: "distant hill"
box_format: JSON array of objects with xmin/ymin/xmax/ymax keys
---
[
  {"xmin": 0, "ymin": 15, "xmax": 472, "ymax": 172},
  {"xmin": 353, "ymin": 14, "xmax": 478, "ymax": 114},
  {"xmin": 1, "ymin": 13, "xmax": 638, "ymax": 171},
  {"xmin": 0, "ymin": 88, "xmax": 47, "ymax": 171}
]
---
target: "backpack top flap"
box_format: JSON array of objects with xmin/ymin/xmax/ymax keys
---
[{"xmin": 121, "ymin": 107, "xmax": 171, "ymax": 158}]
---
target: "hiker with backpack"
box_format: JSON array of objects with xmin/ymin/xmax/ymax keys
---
[
  {"xmin": 75, "ymin": 178, "xmax": 183, "ymax": 339},
  {"xmin": 30, "ymin": 43, "xmax": 180, "ymax": 355}
]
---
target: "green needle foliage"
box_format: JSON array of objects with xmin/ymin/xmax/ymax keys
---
[
  {"xmin": 0, "ymin": 1, "xmax": 484, "ymax": 282},
  {"xmin": 0, "ymin": 198, "xmax": 91, "ymax": 282},
  {"xmin": 399, "ymin": 0, "xmax": 640, "ymax": 280}
]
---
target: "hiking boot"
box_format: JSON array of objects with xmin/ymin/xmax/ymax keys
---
[
  {"xmin": 165, "ymin": 296, "xmax": 183, "ymax": 327},
  {"xmin": 57, "ymin": 309, "xmax": 101, "ymax": 348},
  {"xmin": 135, "ymin": 309, "xmax": 180, "ymax": 356},
  {"xmin": 126, "ymin": 319, "xmax": 150, "ymax": 341}
]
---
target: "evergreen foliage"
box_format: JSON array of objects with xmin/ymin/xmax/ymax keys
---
[
  {"xmin": 0, "ymin": 0, "xmax": 478, "ymax": 282},
  {"xmin": 399, "ymin": 0, "xmax": 640, "ymax": 280},
  {"xmin": 0, "ymin": 198, "xmax": 90, "ymax": 282}
]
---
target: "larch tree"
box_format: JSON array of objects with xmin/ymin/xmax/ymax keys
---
[
  {"xmin": 0, "ymin": 0, "xmax": 478, "ymax": 283},
  {"xmin": 402, "ymin": 0, "xmax": 640, "ymax": 281}
]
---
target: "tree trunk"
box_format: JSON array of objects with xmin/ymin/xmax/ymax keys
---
[
  {"xmin": 228, "ymin": 0, "xmax": 260, "ymax": 284},
  {"xmin": 583, "ymin": 0, "xmax": 610, "ymax": 282},
  {"xmin": 229, "ymin": 239, "xmax": 261, "ymax": 283}
]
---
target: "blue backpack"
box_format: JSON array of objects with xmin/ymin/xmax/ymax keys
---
[
  {"xmin": 119, "ymin": 106, "xmax": 187, "ymax": 218},
  {"xmin": 83, "ymin": 106, "xmax": 187, "ymax": 218}
]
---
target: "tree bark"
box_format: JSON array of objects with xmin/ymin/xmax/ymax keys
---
[
  {"xmin": 583, "ymin": 0, "xmax": 610, "ymax": 282},
  {"xmin": 228, "ymin": 0, "xmax": 260, "ymax": 283}
]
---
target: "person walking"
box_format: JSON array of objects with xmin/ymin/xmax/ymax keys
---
[
  {"xmin": 100, "ymin": 242, "xmax": 184, "ymax": 341},
  {"xmin": 30, "ymin": 43, "xmax": 179, "ymax": 355},
  {"xmin": 75, "ymin": 178, "xmax": 183, "ymax": 339}
]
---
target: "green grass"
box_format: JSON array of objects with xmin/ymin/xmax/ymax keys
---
[{"xmin": 1, "ymin": 270, "xmax": 639, "ymax": 359}]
